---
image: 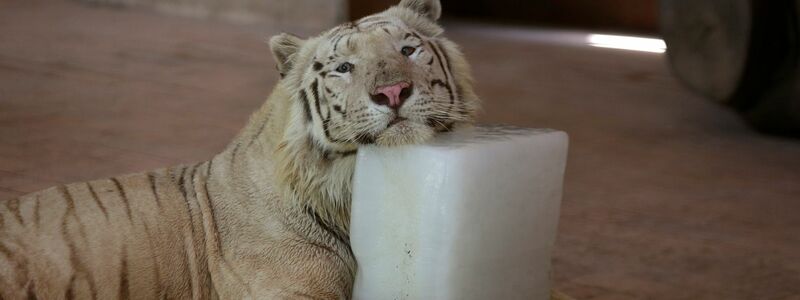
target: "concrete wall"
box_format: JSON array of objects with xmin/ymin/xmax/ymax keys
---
[{"xmin": 81, "ymin": 0, "xmax": 348, "ymax": 34}]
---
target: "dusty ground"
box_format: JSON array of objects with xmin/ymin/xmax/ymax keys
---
[{"xmin": 1, "ymin": 1, "xmax": 799, "ymax": 299}]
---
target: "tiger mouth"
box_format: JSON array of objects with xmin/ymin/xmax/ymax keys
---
[{"xmin": 387, "ymin": 116, "xmax": 408, "ymax": 127}]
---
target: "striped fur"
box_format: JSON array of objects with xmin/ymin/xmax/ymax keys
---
[{"xmin": 0, "ymin": 0, "xmax": 480, "ymax": 299}]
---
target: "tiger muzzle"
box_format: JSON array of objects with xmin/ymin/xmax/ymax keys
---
[{"xmin": 370, "ymin": 81, "xmax": 413, "ymax": 109}]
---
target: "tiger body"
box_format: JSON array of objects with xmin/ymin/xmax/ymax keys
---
[{"xmin": 0, "ymin": 0, "xmax": 480, "ymax": 298}]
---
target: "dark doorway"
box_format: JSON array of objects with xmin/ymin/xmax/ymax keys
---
[{"xmin": 349, "ymin": 0, "xmax": 658, "ymax": 34}]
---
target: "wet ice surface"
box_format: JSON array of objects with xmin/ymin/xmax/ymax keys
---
[{"xmin": 350, "ymin": 125, "xmax": 569, "ymax": 300}]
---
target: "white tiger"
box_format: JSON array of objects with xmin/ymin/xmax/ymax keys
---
[{"xmin": 0, "ymin": 0, "xmax": 485, "ymax": 298}]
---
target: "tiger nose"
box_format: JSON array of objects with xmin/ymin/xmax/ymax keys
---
[{"xmin": 370, "ymin": 82, "xmax": 412, "ymax": 109}]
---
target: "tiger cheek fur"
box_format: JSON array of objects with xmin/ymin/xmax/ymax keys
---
[{"xmin": 0, "ymin": 0, "xmax": 479, "ymax": 299}]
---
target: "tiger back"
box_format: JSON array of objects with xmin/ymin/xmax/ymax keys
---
[{"xmin": 0, "ymin": 166, "xmax": 219, "ymax": 299}]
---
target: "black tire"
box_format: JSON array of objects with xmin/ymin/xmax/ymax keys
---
[{"xmin": 662, "ymin": 0, "xmax": 800, "ymax": 136}]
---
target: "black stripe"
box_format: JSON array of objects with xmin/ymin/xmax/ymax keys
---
[
  {"xmin": 203, "ymin": 161, "xmax": 224, "ymax": 255},
  {"xmin": 362, "ymin": 21, "xmax": 392, "ymax": 29},
  {"xmin": 65, "ymin": 241, "xmax": 98, "ymax": 300},
  {"xmin": 59, "ymin": 185, "xmax": 75, "ymax": 219},
  {"xmin": 441, "ymin": 122, "xmax": 455, "ymax": 132},
  {"xmin": 86, "ymin": 183, "xmax": 108, "ymax": 220},
  {"xmin": 426, "ymin": 117, "xmax": 453, "ymax": 130},
  {"xmin": 431, "ymin": 79, "xmax": 454, "ymax": 105},
  {"xmin": 59, "ymin": 186, "xmax": 98, "ymax": 300},
  {"xmin": 0, "ymin": 241, "xmax": 11, "ymax": 259},
  {"xmin": 306, "ymin": 80, "xmax": 348, "ymax": 143},
  {"xmin": 356, "ymin": 134, "xmax": 375, "ymax": 144},
  {"xmin": 33, "ymin": 195, "xmax": 41, "ymax": 229},
  {"xmin": 119, "ymin": 245, "xmax": 129, "ymax": 299},
  {"xmin": 179, "ymin": 166, "xmax": 200, "ymax": 279},
  {"xmin": 310, "ymin": 80, "xmax": 333, "ymax": 142},
  {"xmin": 429, "ymin": 41, "xmax": 451, "ymax": 73},
  {"xmin": 428, "ymin": 41, "xmax": 449, "ymax": 78},
  {"xmin": 322, "ymin": 119, "xmax": 336, "ymax": 142},
  {"xmin": 332, "ymin": 34, "xmax": 345, "ymax": 53},
  {"xmin": 370, "ymin": 21, "xmax": 393, "ymax": 27},
  {"xmin": 0, "ymin": 242, "xmax": 29, "ymax": 290},
  {"xmin": 177, "ymin": 167, "xmax": 188, "ymax": 200},
  {"xmin": 148, "ymin": 173, "xmax": 162, "ymax": 209},
  {"xmin": 438, "ymin": 41, "xmax": 454, "ymax": 74},
  {"xmin": 142, "ymin": 222, "xmax": 164, "ymax": 296},
  {"xmin": 323, "ymin": 149, "xmax": 358, "ymax": 160},
  {"xmin": 436, "ymin": 41, "xmax": 468, "ymax": 117},
  {"xmin": 305, "ymin": 206, "xmax": 355, "ymax": 278},
  {"xmin": 26, "ymin": 281, "xmax": 37, "ymax": 300},
  {"xmin": 306, "ymin": 206, "xmax": 349, "ymax": 247},
  {"xmin": 312, "ymin": 80, "xmax": 348, "ymax": 143},
  {"xmin": 429, "ymin": 42, "xmax": 452, "ymax": 88},
  {"xmin": 434, "ymin": 41, "xmax": 458, "ymax": 105},
  {"xmin": 311, "ymin": 79, "xmax": 326, "ymax": 107},
  {"xmin": 66, "ymin": 275, "xmax": 76, "ymax": 300},
  {"xmin": 428, "ymin": 42, "xmax": 456, "ymax": 106},
  {"xmin": 248, "ymin": 122, "xmax": 267, "ymax": 147},
  {"xmin": 230, "ymin": 142, "xmax": 241, "ymax": 166},
  {"xmin": 188, "ymin": 164, "xmax": 199, "ymax": 201},
  {"xmin": 299, "ymin": 90, "xmax": 313, "ymax": 122},
  {"xmin": 331, "ymin": 22, "xmax": 355, "ymax": 36},
  {"xmin": 110, "ymin": 178, "xmax": 133, "ymax": 222},
  {"xmin": 311, "ymin": 80, "xmax": 322, "ymax": 119},
  {"xmin": 62, "ymin": 187, "xmax": 89, "ymax": 244},
  {"xmin": 338, "ymin": 149, "xmax": 358, "ymax": 157},
  {"xmin": 5, "ymin": 197, "xmax": 22, "ymax": 224},
  {"xmin": 436, "ymin": 41, "xmax": 458, "ymax": 100}
]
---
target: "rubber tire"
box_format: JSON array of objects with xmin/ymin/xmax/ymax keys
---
[{"xmin": 662, "ymin": 0, "xmax": 800, "ymax": 136}]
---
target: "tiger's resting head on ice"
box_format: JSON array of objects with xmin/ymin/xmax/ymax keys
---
[
  {"xmin": 0, "ymin": 0, "xmax": 479, "ymax": 299},
  {"xmin": 270, "ymin": 0, "xmax": 478, "ymax": 150}
]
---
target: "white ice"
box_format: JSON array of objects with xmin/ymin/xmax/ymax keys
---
[{"xmin": 350, "ymin": 125, "xmax": 569, "ymax": 300}]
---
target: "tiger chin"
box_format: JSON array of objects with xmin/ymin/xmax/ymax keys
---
[{"xmin": 0, "ymin": 0, "xmax": 480, "ymax": 299}]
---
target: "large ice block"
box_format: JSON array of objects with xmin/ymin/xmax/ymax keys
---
[{"xmin": 350, "ymin": 125, "xmax": 569, "ymax": 300}]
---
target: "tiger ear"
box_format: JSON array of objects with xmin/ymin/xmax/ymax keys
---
[
  {"xmin": 399, "ymin": 0, "xmax": 442, "ymax": 21},
  {"xmin": 269, "ymin": 33, "xmax": 305, "ymax": 77}
]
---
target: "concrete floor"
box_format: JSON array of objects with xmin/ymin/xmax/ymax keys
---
[{"xmin": 2, "ymin": 1, "xmax": 799, "ymax": 299}]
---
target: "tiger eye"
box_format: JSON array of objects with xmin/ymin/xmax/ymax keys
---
[
  {"xmin": 336, "ymin": 62, "xmax": 354, "ymax": 73},
  {"xmin": 401, "ymin": 46, "xmax": 416, "ymax": 57}
]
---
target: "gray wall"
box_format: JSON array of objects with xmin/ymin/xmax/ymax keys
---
[{"xmin": 82, "ymin": 0, "xmax": 348, "ymax": 34}]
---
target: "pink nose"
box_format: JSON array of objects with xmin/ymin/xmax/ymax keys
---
[{"xmin": 371, "ymin": 82, "xmax": 412, "ymax": 109}]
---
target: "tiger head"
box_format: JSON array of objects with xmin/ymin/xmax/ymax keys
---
[{"xmin": 269, "ymin": 0, "xmax": 479, "ymax": 151}]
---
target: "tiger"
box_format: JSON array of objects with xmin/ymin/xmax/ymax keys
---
[{"xmin": 0, "ymin": 0, "xmax": 483, "ymax": 298}]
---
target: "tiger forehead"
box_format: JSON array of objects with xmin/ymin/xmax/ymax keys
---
[
  {"xmin": 320, "ymin": 23, "xmax": 420, "ymax": 59},
  {"xmin": 327, "ymin": 16, "xmax": 404, "ymax": 34}
]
